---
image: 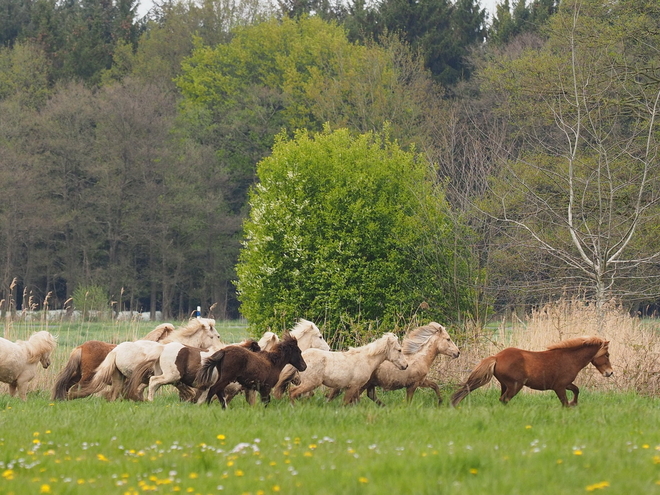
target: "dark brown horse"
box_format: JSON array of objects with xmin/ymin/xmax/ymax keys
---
[
  {"xmin": 451, "ymin": 336, "xmax": 613, "ymax": 407},
  {"xmin": 195, "ymin": 333, "xmax": 307, "ymax": 408}
]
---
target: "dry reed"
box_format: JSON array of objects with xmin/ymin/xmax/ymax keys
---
[{"xmin": 433, "ymin": 298, "xmax": 660, "ymax": 397}]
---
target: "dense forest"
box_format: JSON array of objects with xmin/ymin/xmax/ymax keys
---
[{"xmin": 0, "ymin": 0, "xmax": 659, "ymax": 327}]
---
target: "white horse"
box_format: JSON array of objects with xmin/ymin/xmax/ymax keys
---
[
  {"xmin": 73, "ymin": 318, "xmax": 222, "ymax": 400},
  {"xmin": 289, "ymin": 332, "xmax": 408, "ymax": 405},
  {"xmin": 0, "ymin": 331, "xmax": 57, "ymax": 400},
  {"xmin": 327, "ymin": 322, "xmax": 460, "ymax": 405}
]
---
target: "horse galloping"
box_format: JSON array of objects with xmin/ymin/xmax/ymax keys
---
[
  {"xmin": 1, "ymin": 331, "xmax": 57, "ymax": 400},
  {"xmin": 450, "ymin": 335, "xmax": 613, "ymax": 407},
  {"xmin": 195, "ymin": 333, "xmax": 306, "ymax": 408},
  {"xmin": 70, "ymin": 318, "xmax": 222, "ymax": 401},
  {"xmin": 289, "ymin": 332, "xmax": 408, "ymax": 405},
  {"xmin": 329, "ymin": 322, "xmax": 460, "ymax": 406},
  {"xmin": 124, "ymin": 339, "xmax": 261, "ymax": 402},
  {"xmin": 52, "ymin": 321, "xmax": 188, "ymax": 400}
]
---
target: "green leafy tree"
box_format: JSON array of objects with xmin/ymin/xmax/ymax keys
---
[{"xmin": 236, "ymin": 127, "xmax": 475, "ymax": 340}]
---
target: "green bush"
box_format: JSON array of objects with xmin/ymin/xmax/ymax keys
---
[{"xmin": 236, "ymin": 127, "xmax": 476, "ymax": 342}]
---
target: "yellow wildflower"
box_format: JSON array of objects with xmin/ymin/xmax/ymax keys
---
[
  {"xmin": 358, "ymin": 477, "xmax": 368, "ymax": 484},
  {"xmin": 40, "ymin": 486, "xmax": 52, "ymax": 494},
  {"xmin": 585, "ymin": 481, "xmax": 610, "ymax": 491}
]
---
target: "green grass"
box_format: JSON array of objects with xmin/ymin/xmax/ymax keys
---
[
  {"xmin": 1, "ymin": 319, "xmax": 660, "ymax": 494},
  {"xmin": 0, "ymin": 390, "xmax": 658, "ymax": 494}
]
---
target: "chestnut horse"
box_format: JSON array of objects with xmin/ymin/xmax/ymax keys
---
[
  {"xmin": 450, "ymin": 336, "xmax": 613, "ymax": 407},
  {"xmin": 0, "ymin": 331, "xmax": 57, "ymax": 400},
  {"xmin": 52, "ymin": 322, "xmax": 183, "ymax": 400},
  {"xmin": 195, "ymin": 333, "xmax": 306, "ymax": 408},
  {"xmin": 59, "ymin": 318, "xmax": 221, "ymax": 401}
]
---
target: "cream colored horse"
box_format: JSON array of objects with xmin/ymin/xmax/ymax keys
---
[
  {"xmin": 289, "ymin": 332, "xmax": 407, "ymax": 405},
  {"xmin": 0, "ymin": 331, "xmax": 57, "ymax": 400},
  {"xmin": 328, "ymin": 322, "xmax": 460, "ymax": 405},
  {"xmin": 72, "ymin": 318, "xmax": 221, "ymax": 400}
]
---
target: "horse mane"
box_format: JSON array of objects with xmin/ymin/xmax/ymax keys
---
[
  {"xmin": 142, "ymin": 323, "xmax": 176, "ymax": 341},
  {"xmin": 348, "ymin": 332, "xmax": 396, "ymax": 357},
  {"xmin": 547, "ymin": 335, "xmax": 609, "ymax": 354},
  {"xmin": 403, "ymin": 322, "xmax": 445, "ymax": 355},
  {"xmin": 159, "ymin": 318, "xmax": 216, "ymax": 343},
  {"xmin": 267, "ymin": 332, "xmax": 298, "ymax": 363},
  {"xmin": 290, "ymin": 319, "xmax": 318, "ymax": 339},
  {"xmin": 20, "ymin": 331, "xmax": 57, "ymax": 364}
]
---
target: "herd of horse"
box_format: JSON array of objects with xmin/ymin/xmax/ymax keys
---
[{"xmin": 0, "ymin": 317, "xmax": 614, "ymax": 407}]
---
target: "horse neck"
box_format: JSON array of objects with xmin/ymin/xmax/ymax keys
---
[
  {"xmin": 404, "ymin": 340, "xmax": 438, "ymax": 372},
  {"xmin": 362, "ymin": 338, "xmax": 392, "ymax": 368},
  {"xmin": 557, "ymin": 344, "xmax": 602, "ymax": 367}
]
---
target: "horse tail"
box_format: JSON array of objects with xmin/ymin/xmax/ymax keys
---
[
  {"xmin": 450, "ymin": 356, "xmax": 497, "ymax": 407},
  {"xmin": 52, "ymin": 346, "xmax": 83, "ymax": 400},
  {"xmin": 195, "ymin": 350, "xmax": 224, "ymax": 388},
  {"xmin": 124, "ymin": 358, "xmax": 158, "ymax": 401},
  {"xmin": 73, "ymin": 350, "xmax": 119, "ymax": 398}
]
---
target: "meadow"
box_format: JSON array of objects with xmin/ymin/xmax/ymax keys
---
[{"xmin": 1, "ymin": 303, "xmax": 659, "ymax": 494}]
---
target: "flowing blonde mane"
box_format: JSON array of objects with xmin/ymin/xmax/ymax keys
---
[
  {"xmin": 143, "ymin": 318, "xmax": 217, "ymax": 344},
  {"xmin": 19, "ymin": 331, "xmax": 57, "ymax": 364},
  {"xmin": 290, "ymin": 319, "xmax": 319, "ymax": 339},
  {"xmin": 347, "ymin": 333, "xmax": 397, "ymax": 357},
  {"xmin": 403, "ymin": 322, "xmax": 445, "ymax": 355},
  {"xmin": 547, "ymin": 335, "xmax": 608, "ymax": 355}
]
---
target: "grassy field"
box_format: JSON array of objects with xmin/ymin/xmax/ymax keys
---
[
  {"xmin": 0, "ymin": 390, "xmax": 658, "ymax": 494},
  {"xmin": 1, "ymin": 315, "xmax": 659, "ymax": 494}
]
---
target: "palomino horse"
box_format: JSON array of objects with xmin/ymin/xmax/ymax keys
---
[
  {"xmin": 327, "ymin": 322, "xmax": 460, "ymax": 405},
  {"xmin": 450, "ymin": 335, "xmax": 613, "ymax": 407},
  {"xmin": 124, "ymin": 340, "xmax": 262, "ymax": 402},
  {"xmin": 288, "ymin": 333, "xmax": 408, "ymax": 405},
  {"xmin": 195, "ymin": 333, "xmax": 307, "ymax": 408},
  {"xmin": 52, "ymin": 321, "xmax": 191, "ymax": 400},
  {"xmin": 0, "ymin": 331, "xmax": 57, "ymax": 400},
  {"xmin": 70, "ymin": 318, "xmax": 222, "ymax": 401}
]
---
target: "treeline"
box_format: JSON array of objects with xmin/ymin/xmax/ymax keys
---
[{"xmin": 1, "ymin": 0, "xmax": 658, "ymax": 322}]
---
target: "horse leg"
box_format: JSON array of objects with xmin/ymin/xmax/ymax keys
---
[
  {"xmin": 244, "ymin": 388, "xmax": 258, "ymax": 406},
  {"xmin": 366, "ymin": 386, "xmax": 385, "ymax": 407},
  {"xmin": 499, "ymin": 380, "xmax": 522, "ymax": 404},
  {"xmin": 325, "ymin": 388, "xmax": 342, "ymax": 401},
  {"xmin": 260, "ymin": 387, "xmax": 271, "ymax": 407},
  {"xmin": 419, "ymin": 378, "xmax": 443, "ymax": 405},
  {"xmin": 567, "ymin": 383, "xmax": 579, "ymax": 406},
  {"xmin": 8, "ymin": 380, "xmax": 18, "ymax": 398},
  {"xmin": 343, "ymin": 386, "xmax": 362, "ymax": 405}
]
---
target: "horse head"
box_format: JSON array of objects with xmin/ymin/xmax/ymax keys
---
[
  {"xmin": 384, "ymin": 333, "xmax": 408, "ymax": 370},
  {"xmin": 40, "ymin": 354, "xmax": 52, "ymax": 369},
  {"xmin": 291, "ymin": 319, "xmax": 330, "ymax": 351},
  {"xmin": 591, "ymin": 341, "xmax": 614, "ymax": 377},
  {"xmin": 281, "ymin": 333, "xmax": 307, "ymax": 372},
  {"xmin": 429, "ymin": 322, "xmax": 460, "ymax": 359},
  {"xmin": 258, "ymin": 331, "xmax": 279, "ymax": 351}
]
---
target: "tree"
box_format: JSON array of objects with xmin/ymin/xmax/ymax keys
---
[
  {"xmin": 236, "ymin": 127, "xmax": 475, "ymax": 340},
  {"xmin": 478, "ymin": 0, "xmax": 660, "ymax": 309}
]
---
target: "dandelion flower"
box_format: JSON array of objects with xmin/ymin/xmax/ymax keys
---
[
  {"xmin": 358, "ymin": 477, "xmax": 368, "ymax": 484},
  {"xmin": 97, "ymin": 454, "xmax": 109, "ymax": 462},
  {"xmin": 574, "ymin": 450, "xmax": 583, "ymax": 456},
  {"xmin": 585, "ymin": 481, "xmax": 610, "ymax": 491},
  {"xmin": 188, "ymin": 473, "xmax": 198, "ymax": 479},
  {"xmin": 470, "ymin": 469, "xmax": 478, "ymax": 475},
  {"xmin": 2, "ymin": 469, "xmax": 14, "ymax": 480},
  {"xmin": 39, "ymin": 486, "xmax": 51, "ymax": 494},
  {"xmin": 217, "ymin": 434, "xmax": 226, "ymax": 441}
]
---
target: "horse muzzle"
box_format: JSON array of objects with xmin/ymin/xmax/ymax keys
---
[{"xmin": 602, "ymin": 370, "xmax": 614, "ymax": 377}]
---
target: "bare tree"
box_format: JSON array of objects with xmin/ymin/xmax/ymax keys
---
[{"xmin": 477, "ymin": 1, "xmax": 660, "ymax": 309}]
